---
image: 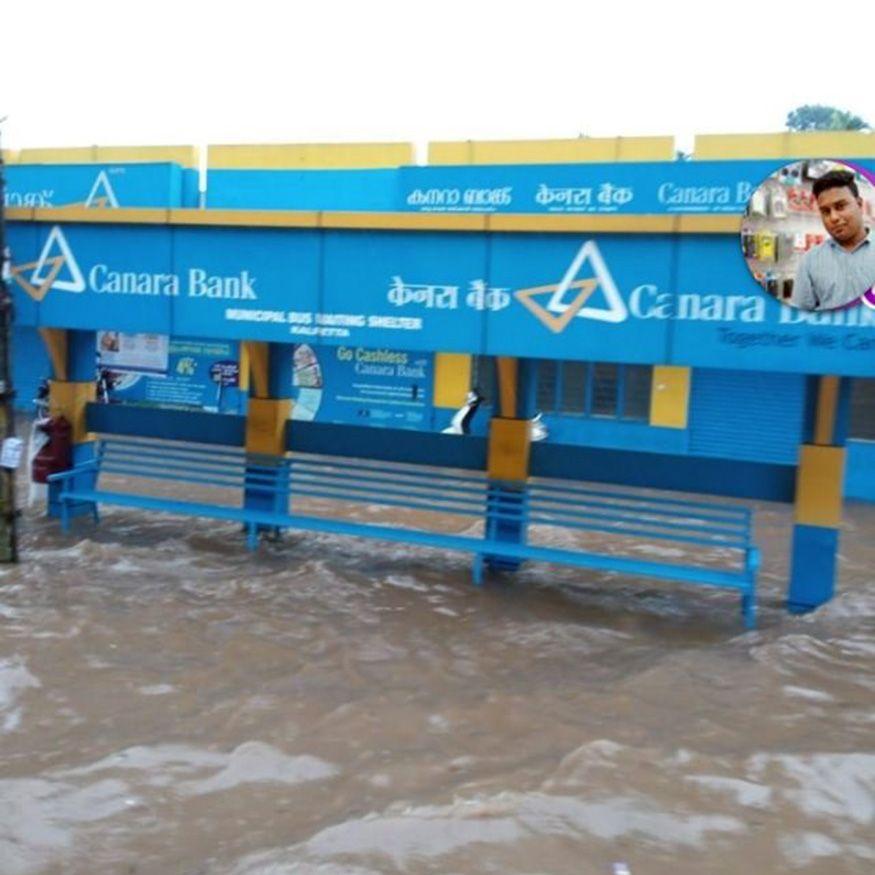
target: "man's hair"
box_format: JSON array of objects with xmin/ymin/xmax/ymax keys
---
[{"xmin": 812, "ymin": 169, "xmax": 859, "ymax": 200}]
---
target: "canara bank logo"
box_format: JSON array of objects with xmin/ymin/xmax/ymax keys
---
[
  {"xmin": 84, "ymin": 170, "xmax": 119, "ymax": 208},
  {"xmin": 10, "ymin": 225, "xmax": 86, "ymax": 301},
  {"xmin": 514, "ymin": 240, "xmax": 627, "ymax": 333}
]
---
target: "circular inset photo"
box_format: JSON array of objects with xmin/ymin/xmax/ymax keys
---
[{"xmin": 741, "ymin": 159, "xmax": 875, "ymax": 311}]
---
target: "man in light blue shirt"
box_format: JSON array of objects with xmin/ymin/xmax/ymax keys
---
[{"xmin": 791, "ymin": 169, "xmax": 875, "ymax": 311}]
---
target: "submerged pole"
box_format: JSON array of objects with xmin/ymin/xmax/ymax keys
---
[{"xmin": 0, "ymin": 132, "xmax": 19, "ymax": 562}]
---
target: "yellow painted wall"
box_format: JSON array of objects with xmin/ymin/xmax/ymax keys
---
[
  {"xmin": 207, "ymin": 142, "xmax": 413, "ymax": 169},
  {"xmin": 694, "ymin": 131, "xmax": 875, "ymax": 160},
  {"xmin": 15, "ymin": 145, "xmax": 199, "ymax": 167},
  {"xmin": 433, "ymin": 353, "xmax": 472, "ymax": 408},
  {"xmin": 1, "ymin": 149, "xmax": 18, "ymax": 164},
  {"xmin": 428, "ymin": 136, "xmax": 675, "ymax": 165},
  {"xmin": 649, "ymin": 366, "xmax": 691, "ymax": 429}
]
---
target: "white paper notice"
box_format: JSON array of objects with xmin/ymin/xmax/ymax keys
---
[
  {"xmin": 97, "ymin": 333, "xmax": 169, "ymax": 376},
  {"xmin": 1, "ymin": 437, "xmax": 24, "ymax": 470}
]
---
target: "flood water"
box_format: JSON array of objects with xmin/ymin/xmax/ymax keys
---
[{"xmin": 0, "ymin": 471, "xmax": 873, "ymax": 874}]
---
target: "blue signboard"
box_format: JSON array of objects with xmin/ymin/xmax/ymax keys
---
[
  {"xmin": 4, "ymin": 163, "xmax": 186, "ymax": 209},
  {"xmin": 7, "ymin": 212, "xmax": 875, "ymax": 377},
  {"xmin": 400, "ymin": 159, "xmax": 875, "ymax": 215}
]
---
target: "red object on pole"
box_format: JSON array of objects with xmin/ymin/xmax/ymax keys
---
[{"xmin": 31, "ymin": 417, "xmax": 73, "ymax": 484}]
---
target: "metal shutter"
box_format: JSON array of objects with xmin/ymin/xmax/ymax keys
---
[{"xmin": 689, "ymin": 369, "xmax": 806, "ymax": 464}]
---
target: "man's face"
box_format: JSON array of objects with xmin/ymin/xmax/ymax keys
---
[{"xmin": 816, "ymin": 185, "xmax": 864, "ymax": 244}]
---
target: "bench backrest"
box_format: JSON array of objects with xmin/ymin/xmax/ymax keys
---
[{"xmin": 94, "ymin": 436, "xmax": 754, "ymax": 562}]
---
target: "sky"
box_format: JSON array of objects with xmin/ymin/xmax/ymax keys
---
[{"xmin": 2, "ymin": 0, "xmax": 874, "ymax": 160}]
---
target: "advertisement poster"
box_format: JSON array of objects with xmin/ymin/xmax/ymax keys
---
[
  {"xmin": 107, "ymin": 337, "xmax": 242, "ymax": 413},
  {"xmin": 97, "ymin": 332, "xmax": 169, "ymax": 376},
  {"xmin": 292, "ymin": 344, "xmax": 432, "ymax": 429}
]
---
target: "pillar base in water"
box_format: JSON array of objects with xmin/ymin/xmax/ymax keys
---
[{"xmin": 787, "ymin": 523, "xmax": 839, "ymax": 613}]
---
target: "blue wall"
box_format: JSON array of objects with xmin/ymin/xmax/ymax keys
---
[
  {"xmin": 8, "ymin": 220, "xmax": 875, "ymax": 376},
  {"xmin": 13, "ymin": 327, "xmax": 51, "ymax": 411},
  {"xmin": 206, "ymin": 168, "xmax": 397, "ymax": 211},
  {"xmin": 8, "ymin": 162, "xmax": 196, "ymax": 406},
  {"xmin": 5, "ymin": 163, "xmax": 186, "ymax": 209},
  {"xmin": 846, "ymin": 440, "xmax": 875, "ymax": 500}
]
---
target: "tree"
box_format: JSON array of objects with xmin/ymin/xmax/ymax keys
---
[{"xmin": 786, "ymin": 104, "xmax": 870, "ymax": 132}]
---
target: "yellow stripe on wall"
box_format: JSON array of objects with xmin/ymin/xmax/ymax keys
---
[
  {"xmin": 243, "ymin": 341, "xmax": 269, "ymax": 399},
  {"xmin": 694, "ymin": 131, "xmax": 875, "ymax": 160},
  {"xmin": 433, "ymin": 353, "xmax": 472, "ymax": 408},
  {"xmin": 649, "ymin": 366, "xmax": 691, "ymax": 429},
  {"xmin": 16, "ymin": 145, "xmax": 198, "ymax": 167},
  {"xmin": 814, "ymin": 376, "xmax": 840, "ymax": 446},
  {"xmin": 207, "ymin": 142, "xmax": 413, "ymax": 169},
  {"xmin": 95, "ymin": 145, "xmax": 198, "ymax": 167},
  {"xmin": 238, "ymin": 342, "xmax": 251, "ymax": 393},
  {"xmin": 496, "ymin": 357, "xmax": 518, "ymax": 418},
  {"xmin": 17, "ymin": 146, "xmax": 97, "ymax": 164},
  {"xmin": 38, "ymin": 328, "xmax": 69, "ymax": 382},
  {"xmin": 9, "ymin": 206, "xmax": 741, "ymax": 235},
  {"xmin": 1, "ymin": 149, "xmax": 18, "ymax": 164},
  {"xmin": 428, "ymin": 136, "xmax": 675, "ymax": 165}
]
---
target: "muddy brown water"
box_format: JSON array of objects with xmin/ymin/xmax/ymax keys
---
[{"xmin": 0, "ymin": 466, "xmax": 873, "ymax": 874}]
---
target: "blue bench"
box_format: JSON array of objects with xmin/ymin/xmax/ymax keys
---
[{"xmin": 49, "ymin": 436, "xmax": 760, "ymax": 628}]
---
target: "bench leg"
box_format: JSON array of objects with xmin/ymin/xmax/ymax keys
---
[
  {"xmin": 91, "ymin": 503, "xmax": 100, "ymax": 525},
  {"xmin": 246, "ymin": 522, "xmax": 259, "ymax": 552},
  {"xmin": 472, "ymin": 554, "xmax": 484, "ymax": 587},
  {"xmin": 60, "ymin": 499, "xmax": 70, "ymax": 535},
  {"xmin": 741, "ymin": 590, "xmax": 756, "ymax": 630}
]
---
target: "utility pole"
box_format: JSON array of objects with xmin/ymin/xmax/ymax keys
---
[{"xmin": 0, "ymin": 127, "xmax": 19, "ymax": 562}]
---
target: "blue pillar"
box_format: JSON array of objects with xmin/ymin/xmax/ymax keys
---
[
  {"xmin": 479, "ymin": 358, "xmax": 537, "ymax": 576},
  {"xmin": 243, "ymin": 343, "xmax": 294, "ymax": 540},
  {"xmin": 787, "ymin": 376, "xmax": 851, "ymax": 613}
]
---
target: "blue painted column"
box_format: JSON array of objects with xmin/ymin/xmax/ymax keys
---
[
  {"xmin": 43, "ymin": 329, "xmax": 98, "ymax": 520},
  {"xmin": 243, "ymin": 342, "xmax": 294, "ymax": 543},
  {"xmin": 479, "ymin": 357, "xmax": 537, "ymax": 577},
  {"xmin": 787, "ymin": 375, "xmax": 852, "ymax": 613}
]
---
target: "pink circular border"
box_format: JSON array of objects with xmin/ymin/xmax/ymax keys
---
[{"xmin": 842, "ymin": 160, "xmax": 875, "ymax": 309}]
